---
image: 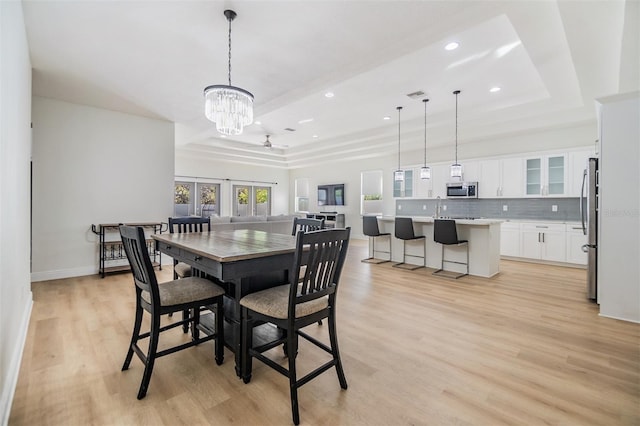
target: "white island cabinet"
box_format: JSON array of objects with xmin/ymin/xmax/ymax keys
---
[{"xmin": 376, "ymin": 216, "xmax": 502, "ymax": 278}]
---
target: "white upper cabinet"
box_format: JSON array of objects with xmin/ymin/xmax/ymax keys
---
[
  {"xmin": 461, "ymin": 160, "xmax": 480, "ymax": 182},
  {"xmin": 568, "ymin": 149, "xmax": 594, "ymax": 197},
  {"xmin": 430, "ymin": 163, "xmax": 451, "ymax": 199},
  {"xmin": 479, "ymin": 157, "xmax": 523, "ymax": 198},
  {"xmin": 524, "ymin": 154, "xmax": 567, "ymax": 197}
]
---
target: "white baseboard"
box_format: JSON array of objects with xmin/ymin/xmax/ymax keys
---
[
  {"xmin": 1, "ymin": 295, "xmax": 33, "ymax": 426},
  {"xmin": 30, "ymin": 266, "xmax": 96, "ymax": 282},
  {"xmin": 599, "ymin": 312, "xmax": 640, "ymax": 324}
]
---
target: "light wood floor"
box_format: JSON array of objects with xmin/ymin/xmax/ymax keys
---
[{"xmin": 10, "ymin": 240, "xmax": 640, "ymax": 425}]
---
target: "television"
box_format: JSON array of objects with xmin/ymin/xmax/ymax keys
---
[{"xmin": 317, "ymin": 184, "xmax": 345, "ymax": 206}]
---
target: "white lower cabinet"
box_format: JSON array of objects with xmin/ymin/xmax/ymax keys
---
[
  {"xmin": 566, "ymin": 223, "xmax": 588, "ymax": 265},
  {"xmin": 500, "ymin": 222, "xmax": 521, "ymax": 257},
  {"xmin": 520, "ymin": 222, "xmax": 567, "ymax": 262}
]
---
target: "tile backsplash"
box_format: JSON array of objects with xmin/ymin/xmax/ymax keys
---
[{"xmin": 396, "ymin": 198, "xmax": 580, "ymax": 221}]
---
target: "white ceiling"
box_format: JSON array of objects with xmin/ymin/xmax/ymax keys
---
[{"xmin": 22, "ymin": 0, "xmax": 639, "ymax": 169}]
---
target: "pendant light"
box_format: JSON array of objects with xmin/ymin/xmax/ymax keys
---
[
  {"xmin": 450, "ymin": 90, "xmax": 463, "ymax": 178},
  {"xmin": 204, "ymin": 10, "xmax": 254, "ymax": 136},
  {"xmin": 394, "ymin": 106, "xmax": 404, "ymax": 182},
  {"xmin": 420, "ymin": 98, "xmax": 431, "ymax": 179}
]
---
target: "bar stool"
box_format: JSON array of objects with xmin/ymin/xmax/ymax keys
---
[
  {"xmin": 432, "ymin": 219, "xmax": 469, "ymax": 279},
  {"xmin": 362, "ymin": 215, "xmax": 392, "ymax": 263},
  {"xmin": 393, "ymin": 217, "xmax": 425, "ymax": 270}
]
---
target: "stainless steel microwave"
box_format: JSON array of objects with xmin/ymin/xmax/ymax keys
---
[{"xmin": 446, "ymin": 182, "xmax": 478, "ymax": 198}]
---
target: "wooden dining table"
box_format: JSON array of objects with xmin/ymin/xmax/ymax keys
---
[{"xmin": 152, "ymin": 229, "xmax": 297, "ymax": 376}]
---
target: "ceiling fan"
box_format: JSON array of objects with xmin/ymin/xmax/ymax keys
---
[{"xmin": 261, "ymin": 135, "xmax": 288, "ymax": 150}]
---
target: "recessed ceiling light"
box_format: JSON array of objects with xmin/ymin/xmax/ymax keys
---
[
  {"xmin": 298, "ymin": 118, "xmax": 314, "ymax": 124},
  {"xmin": 383, "ymin": 116, "xmax": 391, "ymax": 120},
  {"xmin": 324, "ymin": 92, "xmax": 334, "ymax": 98},
  {"xmin": 254, "ymin": 120, "xmax": 261, "ymax": 125},
  {"xmin": 490, "ymin": 87, "xmax": 501, "ymax": 93},
  {"xmin": 445, "ymin": 42, "xmax": 459, "ymax": 51},
  {"xmin": 312, "ymin": 135, "xmax": 319, "ymax": 139},
  {"xmin": 220, "ymin": 135, "xmax": 227, "ymax": 138}
]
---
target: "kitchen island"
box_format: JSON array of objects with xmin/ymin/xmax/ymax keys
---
[{"xmin": 375, "ymin": 216, "xmax": 502, "ymax": 278}]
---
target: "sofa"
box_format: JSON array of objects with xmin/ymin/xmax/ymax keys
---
[{"xmin": 208, "ymin": 214, "xmax": 301, "ymax": 235}]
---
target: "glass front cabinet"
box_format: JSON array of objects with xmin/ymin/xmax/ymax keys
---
[{"xmin": 524, "ymin": 154, "xmax": 567, "ymax": 197}]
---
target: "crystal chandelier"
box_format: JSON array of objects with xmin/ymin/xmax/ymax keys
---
[
  {"xmin": 450, "ymin": 90, "xmax": 463, "ymax": 178},
  {"xmin": 420, "ymin": 98, "xmax": 431, "ymax": 179},
  {"xmin": 394, "ymin": 106, "xmax": 404, "ymax": 182},
  {"xmin": 204, "ymin": 10, "xmax": 254, "ymax": 136}
]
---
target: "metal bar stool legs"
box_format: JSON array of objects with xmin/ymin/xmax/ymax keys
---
[
  {"xmin": 393, "ymin": 239, "xmax": 425, "ymax": 270},
  {"xmin": 433, "ymin": 241, "xmax": 469, "ymax": 279},
  {"xmin": 362, "ymin": 234, "xmax": 392, "ymax": 264}
]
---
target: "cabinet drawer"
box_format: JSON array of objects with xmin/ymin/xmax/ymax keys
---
[
  {"xmin": 521, "ymin": 223, "xmax": 566, "ymax": 232},
  {"xmin": 157, "ymin": 242, "xmax": 181, "ymax": 257},
  {"xmin": 182, "ymin": 251, "xmax": 221, "ymax": 273}
]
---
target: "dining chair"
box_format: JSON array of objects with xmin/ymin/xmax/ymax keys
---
[
  {"xmin": 362, "ymin": 215, "xmax": 392, "ymax": 263},
  {"xmin": 240, "ymin": 227, "xmax": 351, "ymax": 425},
  {"xmin": 168, "ymin": 216, "xmax": 211, "ymax": 279},
  {"xmin": 291, "ymin": 216, "xmax": 327, "ymax": 326},
  {"xmin": 291, "ymin": 217, "xmax": 325, "ymax": 235},
  {"xmin": 393, "ymin": 217, "xmax": 426, "ymax": 270},
  {"xmin": 432, "ymin": 219, "xmax": 469, "ymax": 279},
  {"xmin": 119, "ymin": 225, "xmax": 225, "ymax": 399}
]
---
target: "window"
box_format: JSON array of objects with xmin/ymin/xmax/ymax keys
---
[
  {"xmin": 174, "ymin": 180, "xmax": 221, "ymax": 217},
  {"xmin": 174, "ymin": 181, "xmax": 194, "ymax": 216},
  {"xmin": 233, "ymin": 185, "xmax": 272, "ymax": 216},
  {"xmin": 295, "ymin": 178, "xmax": 310, "ymax": 212},
  {"xmin": 361, "ymin": 170, "xmax": 383, "ymax": 215},
  {"xmin": 393, "ymin": 169, "xmax": 413, "ymax": 197}
]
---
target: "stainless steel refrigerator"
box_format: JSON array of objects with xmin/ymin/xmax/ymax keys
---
[{"xmin": 580, "ymin": 157, "xmax": 598, "ymax": 301}]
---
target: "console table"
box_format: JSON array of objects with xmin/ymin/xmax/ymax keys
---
[
  {"xmin": 91, "ymin": 222, "xmax": 165, "ymax": 278},
  {"xmin": 306, "ymin": 212, "xmax": 345, "ymax": 228}
]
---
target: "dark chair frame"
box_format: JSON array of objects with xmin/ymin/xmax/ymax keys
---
[
  {"xmin": 291, "ymin": 217, "xmax": 325, "ymax": 235},
  {"xmin": 119, "ymin": 225, "xmax": 224, "ymax": 399},
  {"xmin": 240, "ymin": 228, "xmax": 351, "ymax": 425},
  {"xmin": 362, "ymin": 215, "xmax": 392, "ymax": 263},
  {"xmin": 168, "ymin": 216, "xmax": 211, "ymax": 279},
  {"xmin": 393, "ymin": 217, "xmax": 426, "ymax": 270},
  {"xmin": 432, "ymin": 219, "xmax": 469, "ymax": 279}
]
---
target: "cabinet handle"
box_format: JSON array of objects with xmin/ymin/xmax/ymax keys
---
[
  {"xmin": 195, "ymin": 256, "xmax": 202, "ymax": 261},
  {"xmin": 538, "ymin": 232, "xmax": 541, "ymax": 243},
  {"xmin": 535, "ymin": 225, "xmax": 548, "ymax": 228},
  {"xmin": 542, "ymin": 233, "xmax": 545, "ymax": 243},
  {"xmin": 166, "ymin": 245, "xmax": 172, "ymax": 249}
]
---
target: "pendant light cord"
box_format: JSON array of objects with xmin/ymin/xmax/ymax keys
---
[
  {"xmin": 397, "ymin": 106, "xmax": 402, "ymax": 170},
  {"xmin": 423, "ymin": 99, "xmax": 428, "ymax": 166},
  {"xmin": 454, "ymin": 90, "xmax": 460, "ymax": 164}
]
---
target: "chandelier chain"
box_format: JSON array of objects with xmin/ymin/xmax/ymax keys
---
[{"xmin": 227, "ymin": 15, "xmax": 232, "ymax": 86}]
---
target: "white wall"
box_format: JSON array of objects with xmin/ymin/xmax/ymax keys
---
[
  {"xmin": 31, "ymin": 97, "xmax": 175, "ymax": 281},
  {"xmin": 0, "ymin": 2, "xmax": 33, "ymax": 424},
  {"xmin": 596, "ymin": 93, "xmax": 640, "ymax": 323},
  {"xmin": 175, "ymin": 150, "xmax": 290, "ymax": 217}
]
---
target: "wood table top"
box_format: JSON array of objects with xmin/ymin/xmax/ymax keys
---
[{"xmin": 152, "ymin": 229, "xmax": 297, "ymax": 262}]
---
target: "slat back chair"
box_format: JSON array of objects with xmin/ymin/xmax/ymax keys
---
[
  {"xmin": 119, "ymin": 225, "xmax": 224, "ymax": 399},
  {"xmin": 240, "ymin": 227, "xmax": 351, "ymax": 425},
  {"xmin": 168, "ymin": 216, "xmax": 211, "ymax": 279},
  {"xmin": 168, "ymin": 216, "xmax": 211, "ymax": 234},
  {"xmin": 291, "ymin": 217, "xmax": 325, "ymax": 236}
]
